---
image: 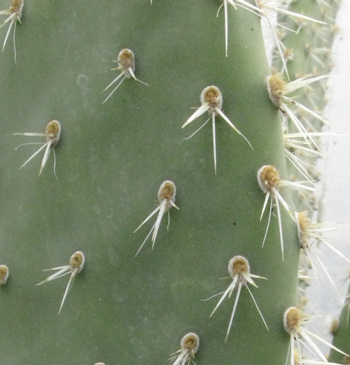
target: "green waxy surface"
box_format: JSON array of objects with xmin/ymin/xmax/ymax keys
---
[
  {"xmin": 329, "ymin": 285, "xmax": 350, "ymax": 363},
  {"xmin": 0, "ymin": 0, "xmax": 300, "ymax": 363},
  {"xmin": 276, "ymin": 1, "xmax": 345, "ymax": 362}
]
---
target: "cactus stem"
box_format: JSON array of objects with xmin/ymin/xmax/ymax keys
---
[{"xmin": 231, "ymin": 0, "xmax": 325, "ymax": 79}]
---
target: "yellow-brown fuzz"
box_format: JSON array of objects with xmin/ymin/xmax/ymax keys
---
[
  {"xmin": 284, "ymin": 49, "xmax": 294, "ymax": 62},
  {"xmin": 182, "ymin": 334, "xmax": 198, "ymax": 351},
  {"xmin": 331, "ymin": 25, "xmax": 339, "ymax": 36},
  {"xmin": 0, "ymin": 265, "xmax": 9, "ymax": 285},
  {"xmin": 204, "ymin": 87, "xmax": 220, "ymax": 106},
  {"xmin": 180, "ymin": 332, "xmax": 199, "ymax": 354},
  {"xmin": 297, "ymin": 211, "xmax": 310, "ymax": 247},
  {"xmin": 344, "ymin": 355, "xmax": 350, "ymax": 364},
  {"xmin": 10, "ymin": 0, "xmax": 22, "ymax": 13},
  {"xmin": 267, "ymin": 73, "xmax": 286, "ymax": 107},
  {"xmin": 46, "ymin": 120, "xmax": 59, "ymax": 135},
  {"xmin": 231, "ymin": 256, "xmax": 249, "ymax": 276},
  {"xmin": 45, "ymin": 120, "xmax": 61, "ymax": 146},
  {"xmin": 70, "ymin": 251, "xmax": 84, "ymax": 271},
  {"xmin": 259, "ymin": 165, "xmax": 280, "ymax": 191},
  {"xmin": 116, "ymin": 49, "xmax": 134, "ymax": 72},
  {"xmin": 285, "ymin": 307, "xmax": 302, "ymax": 333},
  {"xmin": 201, "ymin": 86, "xmax": 222, "ymax": 109},
  {"xmin": 158, "ymin": 181, "xmax": 176, "ymax": 202},
  {"xmin": 329, "ymin": 319, "xmax": 339, "ymax": 336}
]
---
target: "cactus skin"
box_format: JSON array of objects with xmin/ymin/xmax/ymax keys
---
[
  {"xmin": 279, "ymin": 1, "xmax": 350, "ymax": 363},
  {"xmin": 329, "ymin": 293, "xmax": 350, "ymax": 363},
  {"xmin": 0, "ymin": 0, "xmax": 341, "ymax": 364}
]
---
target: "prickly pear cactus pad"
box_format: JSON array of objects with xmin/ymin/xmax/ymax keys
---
[
  {"xmin": 0, "ymin": 0, "xmax": 321, "ymax": 364},
  {"xmin": 329, "ymin": 291, "xmax": 350, "ymax": 364}
]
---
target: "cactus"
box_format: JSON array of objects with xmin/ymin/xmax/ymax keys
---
[
  {"xmin": 329, "ymin": 287, "xmax": 350, "ymax": 364},
  {"xmin": 0, "ymin": 0, "xmax": 346, "ymax": 364}
]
